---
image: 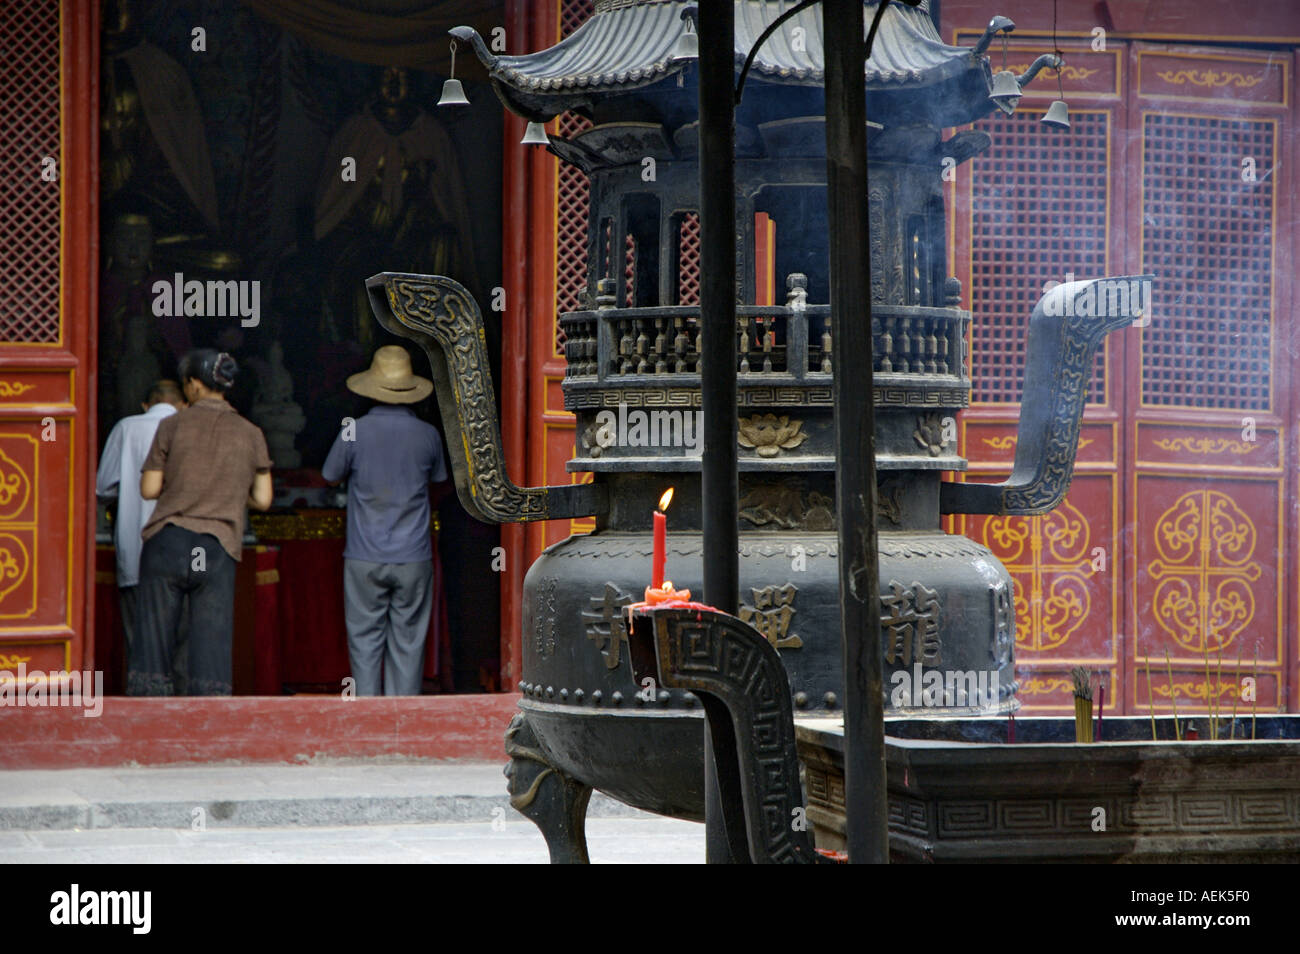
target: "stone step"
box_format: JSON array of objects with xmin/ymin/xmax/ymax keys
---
[{"xmin": 0, "ymin": 762, "xmax": 646, "ymax": 831}]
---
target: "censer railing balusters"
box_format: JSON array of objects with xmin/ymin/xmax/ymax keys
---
[
  {"xmin": 786, "ymin": 306, "xmax": 808, "ymax": 381},
  {"xmin": 673, "ymin": 315, "xmax": 689, "ymax": 372},
  {"xmin": 584, "ymin": 321, "xmax": 597, "ymax": 376},
  {"xmin": 760, "ymin": 316, "xmax": 774, "ymax": 373},
  {"xmin": 618, "ymin": 316, "xmax": 634, "ymax": 375},
  {"xmin": 634, "ymin": 318, "xmax": 649, "ymax": 374},
  {"xmin": 743, "ymin": 314, "xmax": 754, "ymax": 374},
  {"xmin": 583, "ymin": 303, "xmax": 978, "ymax": 381}
]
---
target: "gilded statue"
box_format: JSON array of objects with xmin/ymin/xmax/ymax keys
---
[{"xmin": 315, "ymin": 66, "xmax": 480, "ymax": 351}]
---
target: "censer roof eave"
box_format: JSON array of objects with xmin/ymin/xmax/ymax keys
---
[{"xmin": 449, "ymin": 0, "xmax": 997, "ymax": 126}]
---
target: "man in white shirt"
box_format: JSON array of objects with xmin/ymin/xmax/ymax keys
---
[{"xmin": 96, "ymin": 380, "xmax": 186, "ymax": 663}]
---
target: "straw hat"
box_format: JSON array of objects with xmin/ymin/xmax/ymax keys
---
[{"xmin": 346, "ymin": 345, "xmax": 433, "ymax": 404}]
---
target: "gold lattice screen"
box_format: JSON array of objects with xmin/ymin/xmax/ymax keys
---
[{"xmin": 0, "ymin": 0, "xmax": 61, "ymax": 344}]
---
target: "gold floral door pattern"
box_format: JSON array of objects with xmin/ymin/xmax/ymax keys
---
[
  {"xmin": 980, "ymin": 500, "xmax": 1093, "ymax": 652},
  {"xmin": 1148, "ymin": 490, "xmax": 1261, "ymax": 654},
  {"xmin": 0, "ymin": 436, "xmax": 35, "ymax": 617}
]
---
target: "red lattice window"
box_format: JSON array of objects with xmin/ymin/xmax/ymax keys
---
[
  {"xmin": 1140, "ymin": 114, "xmax": 1273, "ymax": 411},
  {"xmin": 677, "ymin": 212, "xmax": 701, "ymax": 305},
  {"xmin": 560, "ymin": 0, "xmax": 591, "ymax": 39},
  {"xmin": 553, "ymin": 0, "xmax": 595, "ymax": 354},
  {"xmin": 969, "ymin": 110, "xmax": 1109, "ymax": 404},
  {"xmin": 555, "ymin": 111, "xmax": 592, "ymax": 352},
  {"xmin": 0, "ymin": 0, "xmax": 61, "ymax": 344}
]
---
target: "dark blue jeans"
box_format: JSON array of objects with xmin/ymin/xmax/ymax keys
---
[{"xmin": 128, "ymin": 524, "xmax": 236, "ymax": 696}]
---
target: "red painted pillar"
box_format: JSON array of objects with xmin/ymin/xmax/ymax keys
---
[
  {"xmin": 498, "ymin": 0, "xmax": 561, "ymax": 687},
  {"xmin": 66, "ymin": 0, "xmax": 100, "ymax": 671}
]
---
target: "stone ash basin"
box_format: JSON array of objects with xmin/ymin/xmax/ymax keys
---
[{"xmin": 796, "ymin": 715, "xmax": 1300, "ymax": 863}]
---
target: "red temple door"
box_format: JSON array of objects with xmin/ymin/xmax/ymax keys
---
[
  {"xmin": 953, "ymin": 31, "xmax": 1296, "ymax": 716},
  {"xmin": 1121, "ymin": 41, "xmax": 1294, "ymax": 720},
  {"xmin": 0, "ymin": 1, "xmax": 97, "ymax": 681},
  {"xmin": 953, "ymin": 34, "xmax": 1127, "ymax": 714}
]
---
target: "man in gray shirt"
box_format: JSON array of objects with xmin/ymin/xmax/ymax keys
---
[
  {"xmin": 323, "ymin": 346, "xmax": 448, "ymax": 695},
  {"xmin": 95, "ymin": 380, "xmax": 186, "ymax": 679}
]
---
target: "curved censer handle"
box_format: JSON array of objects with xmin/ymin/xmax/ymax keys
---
[
  {"xmin": 367, "ymin": 272, "xmax": 607, "ymax": 525},
  {"xmin": 941, "ymin": 275, "xmax": 1153, "ymax": 517}
]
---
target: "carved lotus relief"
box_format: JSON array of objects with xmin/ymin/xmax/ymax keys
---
[{"xmin": 738, "ymin": 414, "xmax": 807, "ymax": 457}]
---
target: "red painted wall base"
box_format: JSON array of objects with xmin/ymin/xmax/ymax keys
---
[{"xmin": 0, "ymin": 694, "xmax": 521, "ymax": 768}]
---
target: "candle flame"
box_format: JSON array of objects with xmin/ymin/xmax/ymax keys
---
[{"xmin": 658, "ymin": 488, "xmax": 674, "ymax": 511}]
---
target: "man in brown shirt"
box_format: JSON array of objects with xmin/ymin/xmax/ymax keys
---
[{"xmin": 131, "ymin": 350, "xmax": 273, "ymax": 695}]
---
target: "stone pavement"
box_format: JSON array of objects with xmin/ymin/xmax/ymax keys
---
[
  {"xmin": 0, "ymin": 761, "xmax": 704, "ymax": 863},
  {"xmin": 0, "ymin": 818, "xmax": 704, "ymax": 863}
]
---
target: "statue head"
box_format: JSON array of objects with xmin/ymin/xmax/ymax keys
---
[
  {"xmin": 103, "ymin": 0, "xmax": 136, "ymax": 45},
  {"xmin": 379, "ymin": 66, "xmax": 410, "ymax": 106},
  {"xmin": 373, "ymin": 66, "xmax": 418, "ymax": 134},
  {"xmin": 107, "ymin": 213, "xmax": 153, "ymax": 278}
]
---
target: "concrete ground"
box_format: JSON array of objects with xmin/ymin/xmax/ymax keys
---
[{"xmin": 0, "ymin": 762, "xmax": 704, "ymax": 864}]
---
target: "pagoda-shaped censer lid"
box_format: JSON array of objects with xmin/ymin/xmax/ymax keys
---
[{"xmin": 451, "ymin": 1, "xmax": 1007, "ymax": 129}]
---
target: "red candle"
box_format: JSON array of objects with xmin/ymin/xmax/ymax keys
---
[{"xmin": 652, "ymin": 488, "xmax": 673, "ymax": 588}]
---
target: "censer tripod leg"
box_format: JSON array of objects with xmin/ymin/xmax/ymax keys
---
[{"xmin": 503, "ymin": 711, "xmax": 594, "ymax": 864}]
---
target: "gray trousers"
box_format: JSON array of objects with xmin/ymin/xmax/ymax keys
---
[{"xmin": 343, "ymin": 559, "xmax": 433, "ymax": 696}]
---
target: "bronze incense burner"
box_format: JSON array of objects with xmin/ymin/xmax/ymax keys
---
[{"xmin": 367, "ymin": 1, "xmax": 1141, "ymax": 861}]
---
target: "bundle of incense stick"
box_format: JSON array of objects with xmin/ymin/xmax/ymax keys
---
[
  {"xmin": 1214, "ymin": 647, "xmax": 1225, "ymax": 740},
  {"xmin": 1229, "ymin": 646, "xmax": 1243, "ymax": 740},
  {"xmin": 1144, "ymin": 652, "xmax": 1159, "ymax": 740},
  {"xmin": 1251, "ymin": 646, "xmax": 1259, "ymax": 740},
  {"xmin": 1203, "ymin": 641, "xmax": 1217, "ymax": 740},
  {"xmin": 1164, "ymin": 649, "xmax": 1182, "ymax": 740},
  {"xmin": 1071, "ymin": 666, "xmax": 1094, "ymax": 743}
]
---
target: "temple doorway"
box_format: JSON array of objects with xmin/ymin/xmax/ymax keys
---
[{"xmin": 93, "ymin": 0, "xmax": 507, "ymax": 695}]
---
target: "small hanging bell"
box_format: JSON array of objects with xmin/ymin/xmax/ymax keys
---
[
  {"xmin": 438, "ymin": 40, "xmax": 470, "ymax": 107},
  {"xmin": 437, "ymin": 78, "xmax": 469, "ymax": 107},
  {"xmin": 671, "ymin": 24, "xmax": 698, "ymax": 60},
  {"xmin": 988, "ymin": 69, "xmax": 1022, "ymax": 109},
  {"xmin": 1042, "ymin": 99, "xmax": 1070, "ymax": 129},
  {"xmin": 520, "ymin": 121, "xmax": 550, "ymax": 146}
]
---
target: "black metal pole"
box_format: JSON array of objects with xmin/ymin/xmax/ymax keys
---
[
  {"xmin": 824, "ymin": 0, "xmax": 887, "ymax": 863},
  {"xmin": 697, "ymin": 0, "xmax": 745, "ymax": 863}
]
